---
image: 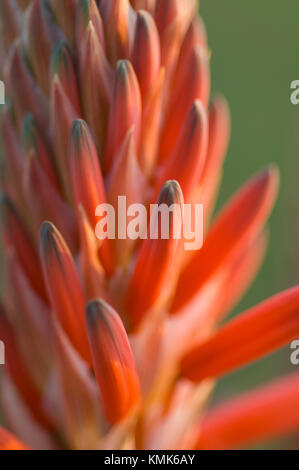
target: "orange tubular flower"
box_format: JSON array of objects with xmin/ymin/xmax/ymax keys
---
[
  {"xmin": 0, "ymin": 0, "xmax": 298, "ymax": 451},
  {"xmin": 0, "ymin": 426, "xmax": 30, "ymax": 450},
  {"xmin": 86, "ymin": 299, "xmax": 141, "ymax": 425},
  {"xmin": 195, "ymin": 373, "xmax": 299, "ymax": 450}
]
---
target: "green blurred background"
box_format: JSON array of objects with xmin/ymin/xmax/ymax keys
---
[
  {"xmin": 1, "ymin": 0, "xmax": 299, "ymax": 450},
  {"xmin": 201, "ymin": 0, "xmax": 299, "ymax": 448}
]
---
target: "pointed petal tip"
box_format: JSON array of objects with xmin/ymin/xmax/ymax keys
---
[
  {"xmin": 71, "ymin": 117, "xmax": 88, "ymax": 131},
  {"xmin": 116, "ymin": 59, "xmax": 131, "ymax": 79},
  {"xmin": 190, "ymin": 98, "xmax": 208, "ymax": 128},
  {"xmin": 0, "ymin": 191, "xmax": 12, "ymax": 210},
  {"xmin": 86, "ymin": 298, "xmax": 112, "ymax": 327},
  {"xmin": 52, "ymin": 40, "xmax": 71, "ymax": 74},
  {"xmin": 264, "ymin": 163, "xmax": 280, "ymax": 186},
  {"xmin": 70, "ymin": 118, "xmax": 89, "ymax": 143},
  {"xmin": 40, "ymin": 220, "xmax": 56, "ymax": 238},
  {"xmin": 133, "ymin": 9, "xmax": 160, "ymax": 96},
  {"xmin": 22, "ymin": 113, "xmax": 41, "ymax": 152},
  {"xmin": 193, "ymin": 98, "xmax": 205, "ymax": 113},
  {"xmin": 85, "ymin": 298, "xmax": 141, "ymax": 424},
  {"xmin": 196, "ymin": 372, "xmax": 299, "ymax": 450},
  {"xmin": 39, "ymin": 221, "xmax": 59, "ymax": 254},
  {"xmin": 158, "ymin": 180, "xmax": 184, "ymax": 205},
  {"xmin": 22, "ymin": 112, "xmax": 35, "ymax": 133},
  {"xmin": 0, "ymin": 193, "xmax": 19, "ymax": 225},
  {"xmin": 254, "ymin": 164, "xmax": 280, "ymax": 203},
  {"xmin": 181, "ymin": 284, "xmax": 299, "ymax": 383}
]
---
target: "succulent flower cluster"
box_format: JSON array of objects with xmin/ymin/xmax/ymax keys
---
[{"xmin": 0, "ymin": 0, "xmax": 298, "ymax": 450}]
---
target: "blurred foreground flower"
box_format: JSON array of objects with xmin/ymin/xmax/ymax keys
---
[{"xmin": 0, "ymin": 0, "xmax": 299, "ymax": 450}]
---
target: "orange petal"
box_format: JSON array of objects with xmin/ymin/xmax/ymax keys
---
[
  {"xmin": 126, "ymin": 180, "xmax": 184, "ymax": 329},
  {"xmin": 177, "ymin": 18, "xmax": 207, "ymax": 72},
  {"xmin": 4, "ymin": 250, "xmax": 52, "ymax": 391},
  {"xmin": 5, "ymin": 41, "xmax": 48, "ymax": 131},
  {"xmin": 196, "ymin": 373, "xmax": 299, "ymax": 449},
  {"xmin": 105, "ymin": 60, "xmax": 141, "ymax": 172},
  {"xmin": 108, "ymin": 127, "xmax": 144, "ymax": 204},
  {"xmin": 214, "ymin": 230, "xmax": 268, "ymax": 323},
  {"xmin": 86, "ymin": 299, "xmax": 141, "ymax": 424},
  {"xmin": 39, "ymin": 222, "xmax": 92, "ymax": 364},
  {"xmin": 155, "ymin": 100, "xmax": 208, "ymax": 202},
  {"xmin": 51, "ymin": 0, "xmax": 77, "ymax": 43},
  {"xmin": 77, "ymin": 0, "xmax": 106, "ymax": 50},
  {"xmin": 171, "ymin": 166, "xmax": 279, "ymax": 313},
  {"xmin": 197, "ymin": 95, "xmax": 231, "ymax": 221},
  {"xmin": 23, "ymin": 113, "xmax": 60, "ymax": 191},
  {"xmin": 69, "ymin": 119, "xmax": 106, "ymax": 227},
  {"xmin": 154, "ymin": 0, "xmax": 180, "ymax": 35},
  {"xmin": 53, "ymin": 318, "xmax": 103, "ymax": 449},
  {"xmin": 138, "ymin": 68, "xmax": 165, "ymax": 178},
  {"xmin": 0, "ymin": 0, "xmax": 21, "ymax": 52},
  {"xmin": 0, "ymin": 303, "xmax": 53, "ymax": 430},
  {"xmin": 50, "ymin": 75, "xmax": 79, "ymax": 201},
  {"xmin": 0, "ymin": 194, "xmax": 47, "ymax": 299},
  {"xmin": 51, "ymin": 41, "xmax": 81, "ymax": 115},
  {"xmin": 159, "ymin": 46, "xmax": 210, "ymax": 164},
  {"xmin": 77, "ymin": 0, "xmax": 112, "ymax": 152},
  {"xmin": 69, "ymin": 119, "xmax": 115, "ymax": 275},
  {"xmin": 200, "ymin": 94, "xmax": 231, "ymax": 187},
  {"xmin": 107, "ymin": 127, "xmax": 145, "ymax": 266},
  {"xmin": 26, "ymin": 0, "xmax": 61, "ymax": 94},
  {"xmin": 181, "ymin": 285, "xmax": 299, "ymax": 382},
  {"xmin": 22, "ymin": 151, "xmax": 77, "ymax": 252},
  {"xmin": 99, "ymin": 0, "xmax": 135, "ymax": 63},
  {"xmin": 155, "ymin": 0, "xmax": 196, "ymax": 80},
  {"xmin": 78, "ymin": 205, "xmax": 106, "ymax": 300},
  {"xmin": 0, "ymin": 426, "xmax": 30, "ymax": 450},
  {"xmin": 1, "ymin": 105, "xmax": 24, "ymax": 210},
  {"xmin": 1, "ymin": 373, "xmax": 56, "ymax": 450},
  {"xmin": 132, "ymin": 10, "xmax": 160, "ymax": 98},
  {"xmin": 17, "ymin": 0, "xmax": 30, "ymax": 10},
  {"xmin": 131, "ymin": 0, "xmax": 156, "ymax": 12}
]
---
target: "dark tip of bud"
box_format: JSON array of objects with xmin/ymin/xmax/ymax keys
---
[
  {"xmin": 0, "ymin": 301, "xmax": 5, "ymax": 319},
  {"xmin": 192, "ymin": 99, "xmax": 203, "ymax": 114},
  {"xmin": 22, "ymin": 113, "xmax": 37, "ymax": 149},
  {"xmin": 71, "ymin": 118, "xmax": 88, "ymax": 136},
  {"xmin": 262, "ymin": 164, "xmax": 279, "ymax": 182},
  {"xmin": 2, "ymin": 99, "xmax": 13, "ymax": 113},
  {"xmin": 136, "ymin": 10, "xmax": 151, "ymax": 33},
  {"xmin": 70, "ymin": 119, "xmax": 91, "ymax": 155},
  {"xmin": 86, "ymin": 299, "xmax": 115, "ymax": 328},
  {"xmin": 0, "ymin": 192, "xmax": 11, "ymax": 209},
  {"xmin": 39, "ymin": 221, "xmax": 63, "ymax": 261},
  {"xmin": 40, "ymin": 220, "xmax": 55, "ymax": 245},
  {"xmin": 0, "ymin": 192, "xmax": 17, "ymax": 221},
  {"xmin": 248, "ymin": 165, "xmax": 279, "ymax": 197},
  {"xmin": 116, "ymin": 60, "xmax": 131, "ymax": 84},
  {"xmin": 158, "ymin": 180, "xmax": 183, "ymax": 206},
  {"xmin": 78, "ymin": 0, "xmax": 92, "ymax": 21},
  {"xmin": 190, "ymin": 98, "xmax": 205, "ymax": 126},
  {"xmin": 40, "ymin": 221, "xmax": 68, "ymax": 269},
  {"xmin": 52, "ymin": 41, "xmax": 72, "ymax": 75}
]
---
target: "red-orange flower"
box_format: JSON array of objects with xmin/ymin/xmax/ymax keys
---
[{"xmin": 0, "ymin": 0, "xmax": 298, "ymax": 450}]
